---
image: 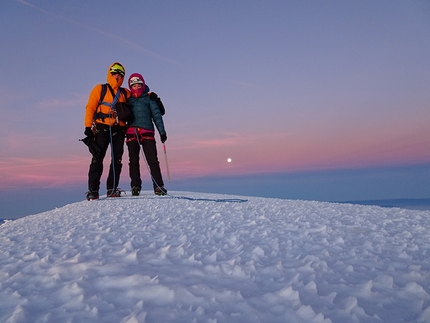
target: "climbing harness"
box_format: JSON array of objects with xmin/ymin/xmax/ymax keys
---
[{"xmin": 94, "ymin": 84, "xmax": 122, "ymax": 124}]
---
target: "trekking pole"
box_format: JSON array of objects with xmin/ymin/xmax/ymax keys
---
[{"xmin": 163, "ymin": 143, "xmax": 171, "ymax": 182}]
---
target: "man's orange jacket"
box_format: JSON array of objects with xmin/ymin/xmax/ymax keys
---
[{"xmin": 84, "ymin": 62, "xmax": 130, "ymax": 128}]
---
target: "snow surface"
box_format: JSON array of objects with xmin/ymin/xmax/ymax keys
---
[{"xmin": 1, "ymin": 191, "xmax": 430, "ymax": 323}]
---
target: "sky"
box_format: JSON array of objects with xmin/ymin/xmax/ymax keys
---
[
  {"xmin": 1, "ymin": 192, "xmax": 430, "ymax": 322},
  {"xmin": 1, "ymin": 0, "xmax": 429, "ymax": 218}
]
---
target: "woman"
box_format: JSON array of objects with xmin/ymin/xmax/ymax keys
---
[{"xmin": 126, "ymin": 73, "xmax": 167, "ymax": 196}]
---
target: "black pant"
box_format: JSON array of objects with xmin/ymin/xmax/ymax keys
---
[
  {"xmin": 126, "ymin": 135, "xmax": 164, "ymax": 190},
  {"xmin": 88, "ymin": 124, "xmax": 125, "ymax": 192}
]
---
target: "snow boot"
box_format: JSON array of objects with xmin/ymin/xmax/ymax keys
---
[
  {"xmin": 131, "ymin": 186, "xmax": 141, "ymax": 196},
  {"xmin": 86, "ymin": 190, "xmax": 99, "ymax": 201},
  {"xmin": 154, "ymin": 187, "xmax": 167, "ymax": 196},
  {"xmin": 107, "ymin": 188, "xmax": 124, "ymax": 197}
]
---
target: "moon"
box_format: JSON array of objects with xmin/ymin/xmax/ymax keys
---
[{"xmin": 227, "ymin": 158, "xmax": 232, "ymax": 163}]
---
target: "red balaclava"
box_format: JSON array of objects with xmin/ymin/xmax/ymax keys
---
[{"xmin": 128, "ymin": 73, "xmax": 145, "ymax": 98}]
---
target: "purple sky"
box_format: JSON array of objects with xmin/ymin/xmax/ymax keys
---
[{"xmin": 1, "ymin": 0, "xmax": 429, "ymax": 218}]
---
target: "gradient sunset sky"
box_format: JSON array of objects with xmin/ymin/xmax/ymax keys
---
[{"xmin": 1, "ymin": 0, "xmax": 429, "ymax": 218}]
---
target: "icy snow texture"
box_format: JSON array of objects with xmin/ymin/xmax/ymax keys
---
[{"xmin": 0, "ymin": 191, "xmax": 429, "ymax": 323}]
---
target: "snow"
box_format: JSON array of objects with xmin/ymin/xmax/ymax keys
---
[{"xmin": 1, "ymin": 191, "xmax": 430, "ymax": 323}]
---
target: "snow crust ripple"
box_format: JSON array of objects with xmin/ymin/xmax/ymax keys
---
[{"xmin": 0, "ymin": 191, "xmax": 429, "ymax": 323}]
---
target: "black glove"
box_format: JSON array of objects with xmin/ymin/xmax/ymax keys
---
[
  {"xmin": 81, "ymin": 128, "xmax": 102, "ymax": 159},
  {"xmin": 149, "ymin": 92, "xmax": 165, "ymax": 116},
  {"xmin": 84, "ymin": 127, "xmax": 93, "ymax": 138},
  {"xmin": 160, "ymin": 134, "xmax": 167, "ymax": 143}
]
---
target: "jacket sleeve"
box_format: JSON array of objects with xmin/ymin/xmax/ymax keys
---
[
  {"xmin": 84, "ymin": 85, "xmax": 102, "ymax": 128},
  {"xmin": 149, "ymin": 99, "xmax": 166, "ymax": 136}
]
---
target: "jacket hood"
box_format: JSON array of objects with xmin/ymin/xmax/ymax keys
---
[
  {"xmin": 106, "ymin": 62, "xmax": 125, "ymax": 90},
  {"xmin": 128, "ymin": 73, "xmax": 145, "ymax": 89}
]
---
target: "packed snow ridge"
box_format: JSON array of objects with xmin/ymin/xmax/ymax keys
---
[{"xmin": 1, "ymin": 191, "xmax": 430, "ymax": 323}]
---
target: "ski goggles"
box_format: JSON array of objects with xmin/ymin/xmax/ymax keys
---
[{"xmin": 110, "ymin": 64, "xmax": 125, "ymax": 76}]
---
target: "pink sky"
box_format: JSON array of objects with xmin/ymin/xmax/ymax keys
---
[{"xmin": 1, "ymin": 118, "xmax": 428, "ymax": 190}]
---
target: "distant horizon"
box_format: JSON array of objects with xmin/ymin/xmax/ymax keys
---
[{"xmin": 1, "ymin": 162, "xmax": 429, "ymax": 220}]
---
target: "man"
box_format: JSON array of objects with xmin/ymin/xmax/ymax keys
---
[{"xmin": 83, "ymin": 62, "xmax": 129, "ymax": 200}]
